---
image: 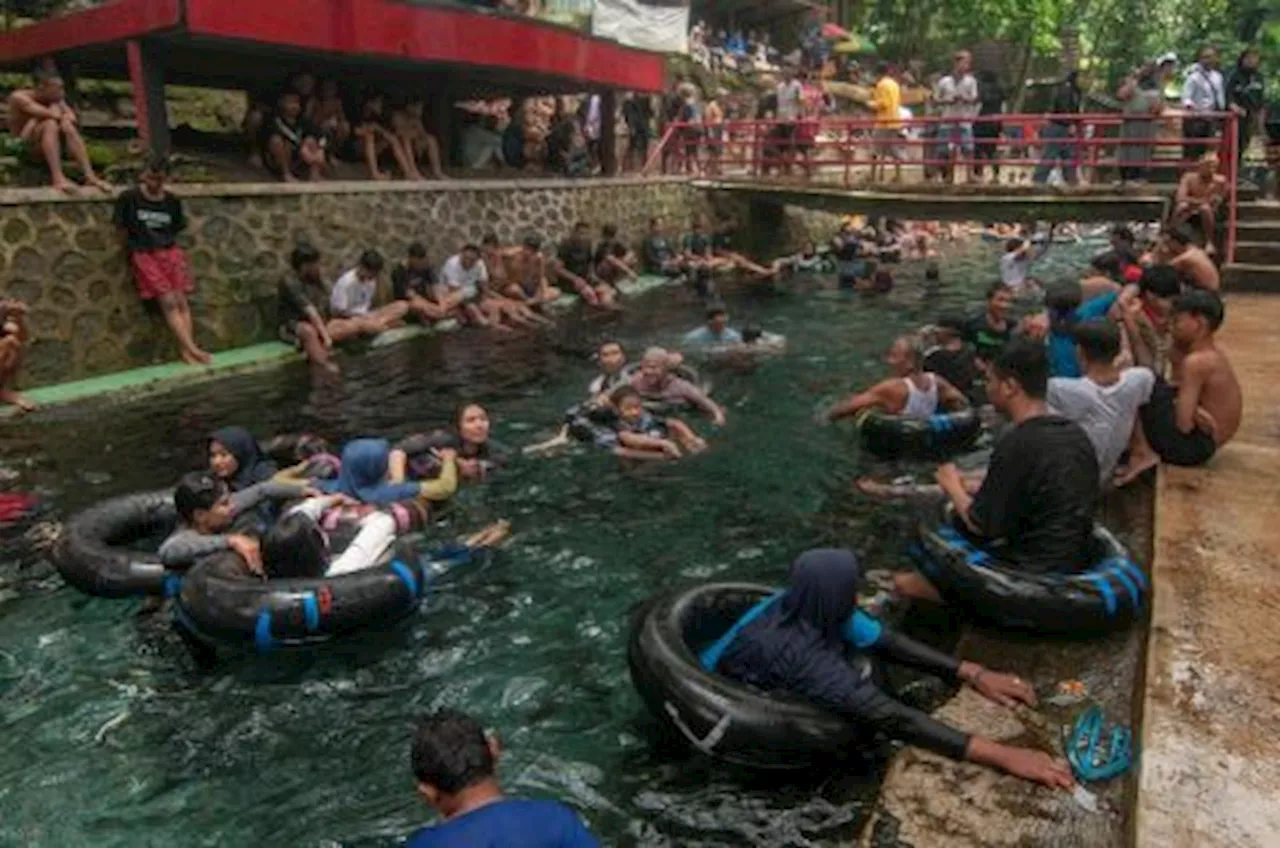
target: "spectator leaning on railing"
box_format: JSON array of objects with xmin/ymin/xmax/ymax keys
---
[{"xmin": 1182, "ymin": 45, "xmax": 1225, "ymax": 162}]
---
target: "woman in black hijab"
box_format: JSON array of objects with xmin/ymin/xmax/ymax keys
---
[{"xmin": 713, "ymin": 549, "xmax": 1074, "ymax": 787}]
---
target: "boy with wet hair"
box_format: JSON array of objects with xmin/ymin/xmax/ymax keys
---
[{"xmin": 608, "ymin": 385, "xmax": 707, "ymax": 461}]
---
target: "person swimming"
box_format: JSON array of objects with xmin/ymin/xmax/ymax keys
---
[
  {"xmin": 393, "ymin": 403, "xmax": 506, "ymax": 484},
  {"xmin": 712, "ymin": 549, "xmax": 1074, "ymax": 788},
  {"xmin": 262, "ymin": 492, "xmax": 402, "ymax": 580},
  {"xmin": 319, "ymin": 438, "xmax": 458, "ymax": 506},
  {"xmin": 608, "ymin": 385, "xmax": 706, "ymax": 461},
  {"xmin": 208, "ymin": 426, "xmax": 277, "ymax": 492}
]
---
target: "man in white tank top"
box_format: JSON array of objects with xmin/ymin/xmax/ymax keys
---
[{"xmin": 826, "ymin": 334, "xmax": 969, "ymax": 422}]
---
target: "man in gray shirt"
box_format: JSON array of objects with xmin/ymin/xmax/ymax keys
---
[
  {"xmin": 159, "ymin": 471, "xmax": 310, "ymax": 573},
  {"xmin": 933, "ymin": 49, "xmax": 979, "ymax": 181},
  {"xmin": 1046, "ymin": 320, "xmax": 1155, "ymax": 485},
  {"xmin": 1181, "ymin": 45, "xmax": 1225, "ymax": 161}
]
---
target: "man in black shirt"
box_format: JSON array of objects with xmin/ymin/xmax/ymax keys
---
[
  {"xmin": 113, "ymin": 155, "xmax": 211, "ymax": 365},
  {"xmin": 895, "ymin": 339, "xmax": 1099, "ymax": 604},
  {"xmin": 262, "ymin": 91, "xmax": 326, "ymax": 182},
  {"xmin": 278, "ymin": 244, "xmax": 338, "ymax": 373},
  {"xmin": 965, "ymin": 282, "xmax": 1015, "ymax": 366},
  {"xmin": 392, "ymin": 243, "xmax": 450, "ymax": 324},
  {"xmin": 622, "ymin": 93, "xmax": 653, "ymax": 172},
  {"xmin": 552, "ymin": 221, "xmax": 615, "ymax": 309},
  {"xmin": 642, "ymin": 217, "xmax": 685, "ymax": 276},
  {"xmin": 924, "ymin": 314, "xmax": 982, "ymax": 404}
]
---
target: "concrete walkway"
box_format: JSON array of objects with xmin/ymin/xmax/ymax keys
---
[{"xmin": 1135, "ymin": 293, "xmax": 1280, "ymax": 847}]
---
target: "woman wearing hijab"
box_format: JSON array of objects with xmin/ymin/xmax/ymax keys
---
[
  {"xmin": 208, "ymin": 426, "xmax": 278, "ymax": 492},
  {"xmin": 318, "ymin": 438, "xmax": 458, "ymax": 507},
  {"xmin": 709, "ymin": 549, "xmax": 1075, "ymax": 788}
]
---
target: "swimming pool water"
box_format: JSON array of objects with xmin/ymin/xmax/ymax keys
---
[{"xmin": 0, "ymin": 241, "xmax": 1095, "ymax": 847}]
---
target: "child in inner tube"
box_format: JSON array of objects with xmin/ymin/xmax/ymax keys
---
[{"xmin": 608, "ymin": 385, "xmax": 706, "ymax": 462}]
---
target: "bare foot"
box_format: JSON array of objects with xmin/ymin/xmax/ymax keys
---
[
  {"xmin": 52, "ymin": 177, "xmax": 78, "ymax": 195},
  {"xmin": 1113, "ymin": 454, "xmax": 1159, "ymax": 487},
  {"xmin": 319, "ymin": 360, "xmax": 341, "ymax": 376},
  {"xmin": 0, "ymin": 389, "xmax": 36, "ymax": 412},
  {"xmin": 85, "ymin": 175, "xmax": 112, "ymax": 193}
]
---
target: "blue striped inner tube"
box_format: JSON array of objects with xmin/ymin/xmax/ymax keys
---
[
  {"xmin": 254, "ymin": 609, "xmax": 277, "ymax": 653},
  {"xmin": 303, "ymin": 593, "xmax": 321, "ymax": 632},
  {"xmin": 390, "ymin": 560, "xmax": 420, "ymax": 598}
]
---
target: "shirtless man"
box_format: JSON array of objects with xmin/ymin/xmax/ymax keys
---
[
  {"xmin": 1171, "ymin": 153, "xmax": 1227, "ymax": 247},
  {"xmin": 391, "ymin": 100, "xmax": 446, "ymax": 180},
  {"xmin": 7, "ymin": 70, "xmax": 110, "ymax": 194},
  {"xmin": 825, "ymin": 334, "xmax": 969, "ymax": 423},
  {"xmin": 477, "ymin": 234, "xmax": 551, "ymax": 328},
  {"xmin": 1116, "ymin": 290, "xmax": 1241, "ymax": 483},
  {"xmin": 1159, "ymin": 226, "xmax": 1220, "ymax": 292},
  {"xmin": 504, "ymin": 235, "xmax": 561, "ymax": 308},
  {"xmin": 307, "ymin": 79, "xmax": 351, "ymax": 161}
]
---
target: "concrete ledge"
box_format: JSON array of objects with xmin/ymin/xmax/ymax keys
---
[
  {"xmin": 1135, "ymin": 294, "xmax": 1280, "ymax": 848},
  {"xmin": 0, "ymin": 175, "xmax": 694, "ymax": 206},
  {"xmin": 2, "ymin": 273, "xmax": 676, "ymax": 419}
]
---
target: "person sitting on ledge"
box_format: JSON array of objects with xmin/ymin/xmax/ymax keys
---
[
  {"xmin": 893, "ymin": 339, "xmax": 1099, "ymax": 604},
  {"xmin": 475, "ymin": 235, "xmax": 551, "ymax": 329},
  {"xmin": 329, "ymin": 249, "xmax": 409, "ymax": 335},
  {"xmin": 113, "ymin": 155, "xmax": 211, "ymax": 365},
  {"xmin": 405, "ymin": 709, "xmax": 599, "ymax": 848},
  {"xmin": 504, "ymin": 235, "xmax": 562, "ymax": 308},
  {"xmin": 261, "ymin": 90, "xmax": 327, "ymax": 182},
  {"xmin": 278, "ymin": 244, "xmax": 338, "ymax": 373},
  {"xmin": 355, "ymin": 93, "xmax": 421, "ymax": 181},
  {"xmin": 1115, "ymin": 290, "xmax": 1241, "ymax": 483},
  {"xmin": 306, "ymin": 79, "xmax": 351, "ymax": 164},
  {"xmin": 594, "ymin": 224, "xmax": 637, "ymax": 275},
  {"xmin": 392, "ymin": 99, "xmax": 447, "ymax": 180},
  {"xmin": 1116, "ymin": 265, "xmax": 1180, "ymax": 375},
  {"xmin": 641, "ymin": 217, "xmax": 686, "ymax": 277},
  {"xmin": 826, "ymin": 334, "xmax": 969, "ymax": 423},
  {"xmin": 1158, "ymin": 225, "xmax": 1219, "ymax": 292},
  {"xmin": 1171, "ymin": 152, "xmax": 1226, "ymax": 248},
  {"xmin": 6, "ymin": 68, "xmax": 110, "ymax": 194},
  {"xmin": 711, "ymin": 549, "xmax": 1074, "ymax": 789},
  {"xmin": 712, "ymin": 221, "xmax": 779, "ymax": 280},
  {"xmin": 392, "ymin": 243, "xmax": 451, "ymax": 325},
  {"xmin": 439, "ymin": 244, "xmax": 498, "ymax": 329},
  {"xmin": 683, "ymin": 304, "xmax": 743, "ymax": 347},
  {"xmin": 0, "ymin": 298, "xmax": 34, "ymax": 412},
  {"xmin": 553, "ymin": 222, "xmax": 614, "ymax": 309}
]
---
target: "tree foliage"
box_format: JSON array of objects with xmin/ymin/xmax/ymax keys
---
[{"xmin": 852, "ymin": 0, "xmax": 1277, "ymax": 94}]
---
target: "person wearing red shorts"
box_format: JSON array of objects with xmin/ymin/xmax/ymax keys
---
[{"xmin": 113, "ymin": 156, "xmax": 211, "ymax": 365}]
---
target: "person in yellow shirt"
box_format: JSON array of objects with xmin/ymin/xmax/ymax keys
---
[{"xmin": 868, "ymin": 62, "xmax": 903, "ymax": 183}]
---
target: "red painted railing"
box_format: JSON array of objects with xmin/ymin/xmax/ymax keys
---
[{"xmin": 648, "ymin": 111, "xmax": 1240, "ymax": 263}]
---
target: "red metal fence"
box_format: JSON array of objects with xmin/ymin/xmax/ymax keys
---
[{"xmin": 647, "ymin": 112, "xmax": 1241, "ymax": 262}]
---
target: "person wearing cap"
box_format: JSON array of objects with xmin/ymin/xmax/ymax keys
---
[{"xmin": 1181, "ymin": 45, "xmax": 1225, "ymax": 162}]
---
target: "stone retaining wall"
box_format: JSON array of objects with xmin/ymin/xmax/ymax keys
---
[{"xmin": 0, "ymin": 178, "xmax": 714, "ymax": 387}]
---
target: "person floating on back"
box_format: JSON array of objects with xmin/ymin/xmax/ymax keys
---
[
  {"xmin": 405, "ymin": 709, "xmax": 599, "ymax": 847},
  {"xmin": 113, "ymin": 155, "xmax": 211, "ymax": 365},
  {"xmin": 1115, "ymin": 290, "xmax": 1242, "ymax": 484}
]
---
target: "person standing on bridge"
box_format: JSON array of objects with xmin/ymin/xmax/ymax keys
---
[
  {"xmin": 1033, "ymin": 70, "xmax": 1082, "ymax": 186},
  {"xmin": 1181, "ymin": 46, "xmax": 1225, "ymax": 163},
  {"xmin": 934, "ymin": 50, "xmax": 980, "ymax": 183}
]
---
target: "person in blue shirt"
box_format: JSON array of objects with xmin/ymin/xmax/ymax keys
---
[
  {"xmin": 683, "ymin": 304, "xmax": 743, "ymax": 347},
  {"xmin": 1043, "ymin": 281, "xmax": 1119, "ymax": 378},
  {"xmin": 405, "ymin": 709, "xmax": 598, "ymax": 848}
]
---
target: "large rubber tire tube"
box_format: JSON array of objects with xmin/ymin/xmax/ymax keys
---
[
  {"xmin": 54, "ymin": 490, "xmax": 183, "ymax": 599},
  {"xmin": 857, "ymin": 407, "xmax": 982, "ymax": 461},
  {"xmin": 175, "ymin": 539, "xmax": 433, "ymax": 652},
  {"xmin": 911, "ymin": 514, "xmax": 1147, "ymax": 635},
  {"xmin": 627, "ymin": 582, "xmax": 864, "ymax": 770}
]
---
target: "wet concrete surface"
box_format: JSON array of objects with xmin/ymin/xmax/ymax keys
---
[
  {"xmin": 858, "ymin": 486, "xmax": 1152, "ymax": 848},
  {"xmin": 1135, "ymin": 294, "xmax": 1280, "ymax": 848}
]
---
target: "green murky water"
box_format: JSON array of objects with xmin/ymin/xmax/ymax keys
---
[{"xmin": 0, "ymin": 239, "xmax": 1095, "ymax": 847}]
